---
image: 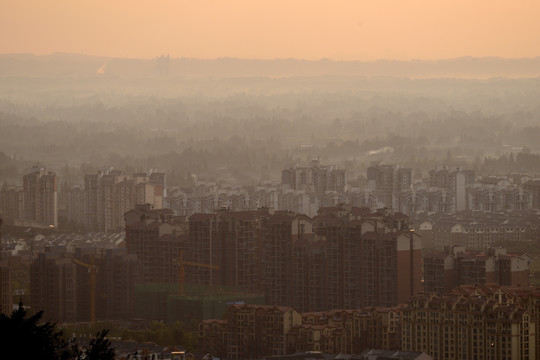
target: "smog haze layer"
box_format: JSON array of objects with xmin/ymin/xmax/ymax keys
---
[
  {"xmin": 2, "ymin": 0, "xmax": 540, "ymax": 60},
  {"xmin": 1, "ymin": 1, "xmax": 539, "ymax": 184}
]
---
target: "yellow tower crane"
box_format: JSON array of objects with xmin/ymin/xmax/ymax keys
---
[
  {"xmin": 72, "ymin": 256, "xmax": 97, "ymax": 325},
  {"xmin": 177, "ymin": 250, "xmax": 220, "ymax": 296}
]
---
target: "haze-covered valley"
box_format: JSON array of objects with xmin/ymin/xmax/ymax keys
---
[{"xmin": 1, "ymin": 54, "xmax": 540, "ymax": 187}]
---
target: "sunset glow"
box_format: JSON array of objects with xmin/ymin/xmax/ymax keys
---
[{"xmin": 1, "ymin": 0, "xmax": 539, "ymax": 60}]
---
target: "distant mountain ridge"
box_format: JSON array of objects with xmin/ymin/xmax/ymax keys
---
[{"xmin": 1, "ymin": 53, "xmax": 539, "ymax": 79}]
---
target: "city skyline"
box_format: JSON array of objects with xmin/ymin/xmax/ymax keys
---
[{"xmin": 2, "ymin": 1, "xmax": 540, "ymax": 357}]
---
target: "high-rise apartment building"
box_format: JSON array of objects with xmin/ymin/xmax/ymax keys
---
[
  {"xmin": 402, "ymin": 285, "xmax": 536, "ymax": 360},
  {"xmin": 264, "ymin": 205, "xmax": 421, "ymax": 312},
  {"xmin": 30, "ymin": 246, "xmax": 138, "ymax": 323},
  {"xmin": 187, "ymin": 208, "xmax": 274, "ymax": 292},
  {"xmin": 0, "ymin": 260, "xmax": 12, "ymax": 315},
  {"xmin": 84, "ymin": 169, "xmax": 127, "ymax": 231},
  {"xmin": 84, "ymin": 169, "xmax": 165, "ymax": 231},
  {"xmin": 262, "ymin": 211, "xmax": 314, "ymax": 308},
  {"xmin": 139, "ymin": 204, "xmax": 420, "ymax": 312},
  {"xmin": 73, "ymin": 247, "xmax": 139, "ymax": 321},
  {"xmin": 282, "ymin": 160, "xmax": 346, "ymax": 196},
  {"xmin": 524, "ymin": 179, "xmax": 540, "ymax": 209},
  {"xmin": 124, "ymin": 204, "xmax": 186, "ymax": 283},
  {"xmin": 65, "ymin": 185, "xmax": 85, "ymax": 226},
  {"xmin": 367, "ymin": 162, "xmax": 412, "ymax": 210},
  {"xmin": 0, "ymin": 184, "xmax": 24, "ymax": 225},
  {"xmin": 423, "ymin": 246, "xmax": 530, "ymax": 294},
  {"xmin": 429, "ymin": 166, "xmax": 475, "ymax": 212},
  {"xmin": 23, "ymin": 167, "xmax": 57, "ymax": 227},
  {"xmin": 30, "ymin": 247, "xmax": 77, "ymax": 323},
  {"xmin": 199, "ymin": 304, "xmax": 303, "ymax": 359}
]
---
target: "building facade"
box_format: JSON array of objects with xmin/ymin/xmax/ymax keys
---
[
  {"xmin": 424, "ymin": 246, "xmax": 530, "ymax": 294},
  {"xmin": 402, "ymin": 285, "xmax": 537, "ymax": 360},
  {"xmin": 30, "ymin": 246, "xmax": 138, "ymax": 323},
  {"xmin": 199, "ymin": 305, "xmax": 403, "ymax": 359},
  {"xmin": 0, "ymin": 184, "xmax": 24, "ymax": 225},
  {"xmin": 124, "ymin": 204, "xmax": 186, "ymax": 283},
  {"xmin": 264, "ymin": 206, "xmax": 421, "ymax": 312},
  {"xmin": 0, "ymin": 260, "xmax": 12, "ymax": 315},
  {"xmin": 23, "ymin": 167, "xmax": 58, "ymax": 227},
  {"xmin": 84, "ymin": 169, "xmax": 165, "ymax": 232},
  {"xmin": 187, "ymin": 208, "xmax": 273, "ymax": 293},
  {"xmin": 367, "ymin": 162, "xmax": 412, "ymax": 211}
]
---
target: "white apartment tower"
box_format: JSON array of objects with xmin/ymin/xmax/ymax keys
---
[{"xmin": 23, "ymin": 166, "xmax": 58, "ymax": 227}]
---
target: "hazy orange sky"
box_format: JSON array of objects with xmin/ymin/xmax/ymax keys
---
[{"xmin": 1, "ymin": 0, "xmax": 540, "ymax": 60}]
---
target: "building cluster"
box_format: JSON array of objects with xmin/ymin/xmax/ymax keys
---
[
  {"xmin": 125, "ymin": 204, "xmax": 422, "ymax": 313},
  {"xmin": 6, "ymin": 162, "xmax": 540, "ymax": 234},
  {"xmin": 1, "ymin": 231, "xmax": 124, "ymax": 256},
  {"xmin": 423, "ymin": 245, "xmax": 531, "ymax": 294},
  {"xmin": 198, "ymin": 304, "xmax": 403, "ymax": 359},
  {"xmin": 3, "ymin": 202, "xmax": 419, "ymax": 324},
  {"xmin": 0, "ymin": 167, "xmax": 165, "ymax": 232},
  {"xmin": 166, "ymin": 160, "xmax": 346, "ymax": 218},
  {"xmin": 365, "ymin": 163, "xmax": 538, "ymax": 216},
  {"xmin": 73, "ymin": 168, "xmax": 165, "ymax": 232},
  {"xmin": 29, "ymin": 246, "xmax": 138, "ymax": 323},
  {"xmin": 414, "ymin": 209, "xmax": 540, "ymax": 249},
  {"xmin": 402, "ymin": 285, "xmax": 540, "ymax": 360},
  {"xmin": 164, "ymin": 162, "xmax": 540, "ymax": 220},
  {"xmin": 198, "ymin": 285, "xmax": 540, "ymax": 360},
  {"xmin": 366, "ymin": 162, "xmax": 413, "ymax": 211},
  {"xmin": 0, "ymin": 166, "xmax": 57, "ymax": 228},
  {"xmin": 281, "ymin": 160, "xmax": 347, "ymax": 196}
]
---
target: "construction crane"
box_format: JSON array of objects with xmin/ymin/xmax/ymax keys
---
[
  {"xmin": 72, "ymin": 256, "xmax": 96, "ymax": 325},
  {"xmin": 177, "ymin": 250, "xmax": 219, "ymax": 296}
]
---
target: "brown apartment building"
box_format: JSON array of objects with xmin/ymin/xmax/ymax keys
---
[
  {"xmin": 262, "ymin": 211, "xmax": 314, "ymax": 307},
  {"xmin": 402, "ymin": 285, "xmax": 538, "ymax": 360},
  {"xmin": 73, "ymin": 247, "xmax": 139, "ymax": 321},
  {"xmin": 124, "ymin": 204, "xmax": 186, "ymax": 283},
  {"xmin": 265, "ymin": 205, "xmax": 422, "ymax": 311},
  {"xmin": 199, "ymin": 304, "xmax": 303, "ymax": 360},
  {"xmin": 0, "ymin": 260, "xmax": 12, "ymax": 315},
  {"xmin": 0, "ymin": 184, "xmax": 24, "ymax": 225},
  {"xmin": 130, "ymin": 204, "xmax": 421, "ymax": 312},
  {"xmin": 424, "ymin": 245, "xmax": 530, "ymax": 294},
  {"xmin": 30, "ymin": 247, "xmax": 78, "ymax": 323},
  {"xmin": 30, "ymin": 246, "xmax": 138, "ymax": 323},
  {"xmin": 187, "ymin": 208, "xmax": 274, "ymax": 292},
  {"xmin": 199, "ymin": 304, "xmax": 403, "ymax": 358}
]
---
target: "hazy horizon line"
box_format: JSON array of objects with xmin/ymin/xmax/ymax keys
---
[{"xmin": 2, "ymin": 52, "xmax": 540, "ymax": 63}]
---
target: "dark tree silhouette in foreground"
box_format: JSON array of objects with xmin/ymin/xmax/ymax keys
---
[
  {"xmin": 0, "ymin": 302, "xmax": 64, "ymax": 360},
  {"xmin": 84, "ymin": 329, "xmax": 115, "ymax": 360},
  {"xmin": 0, "ymin": 302, "xmax": 115, "ymax": 360}
]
